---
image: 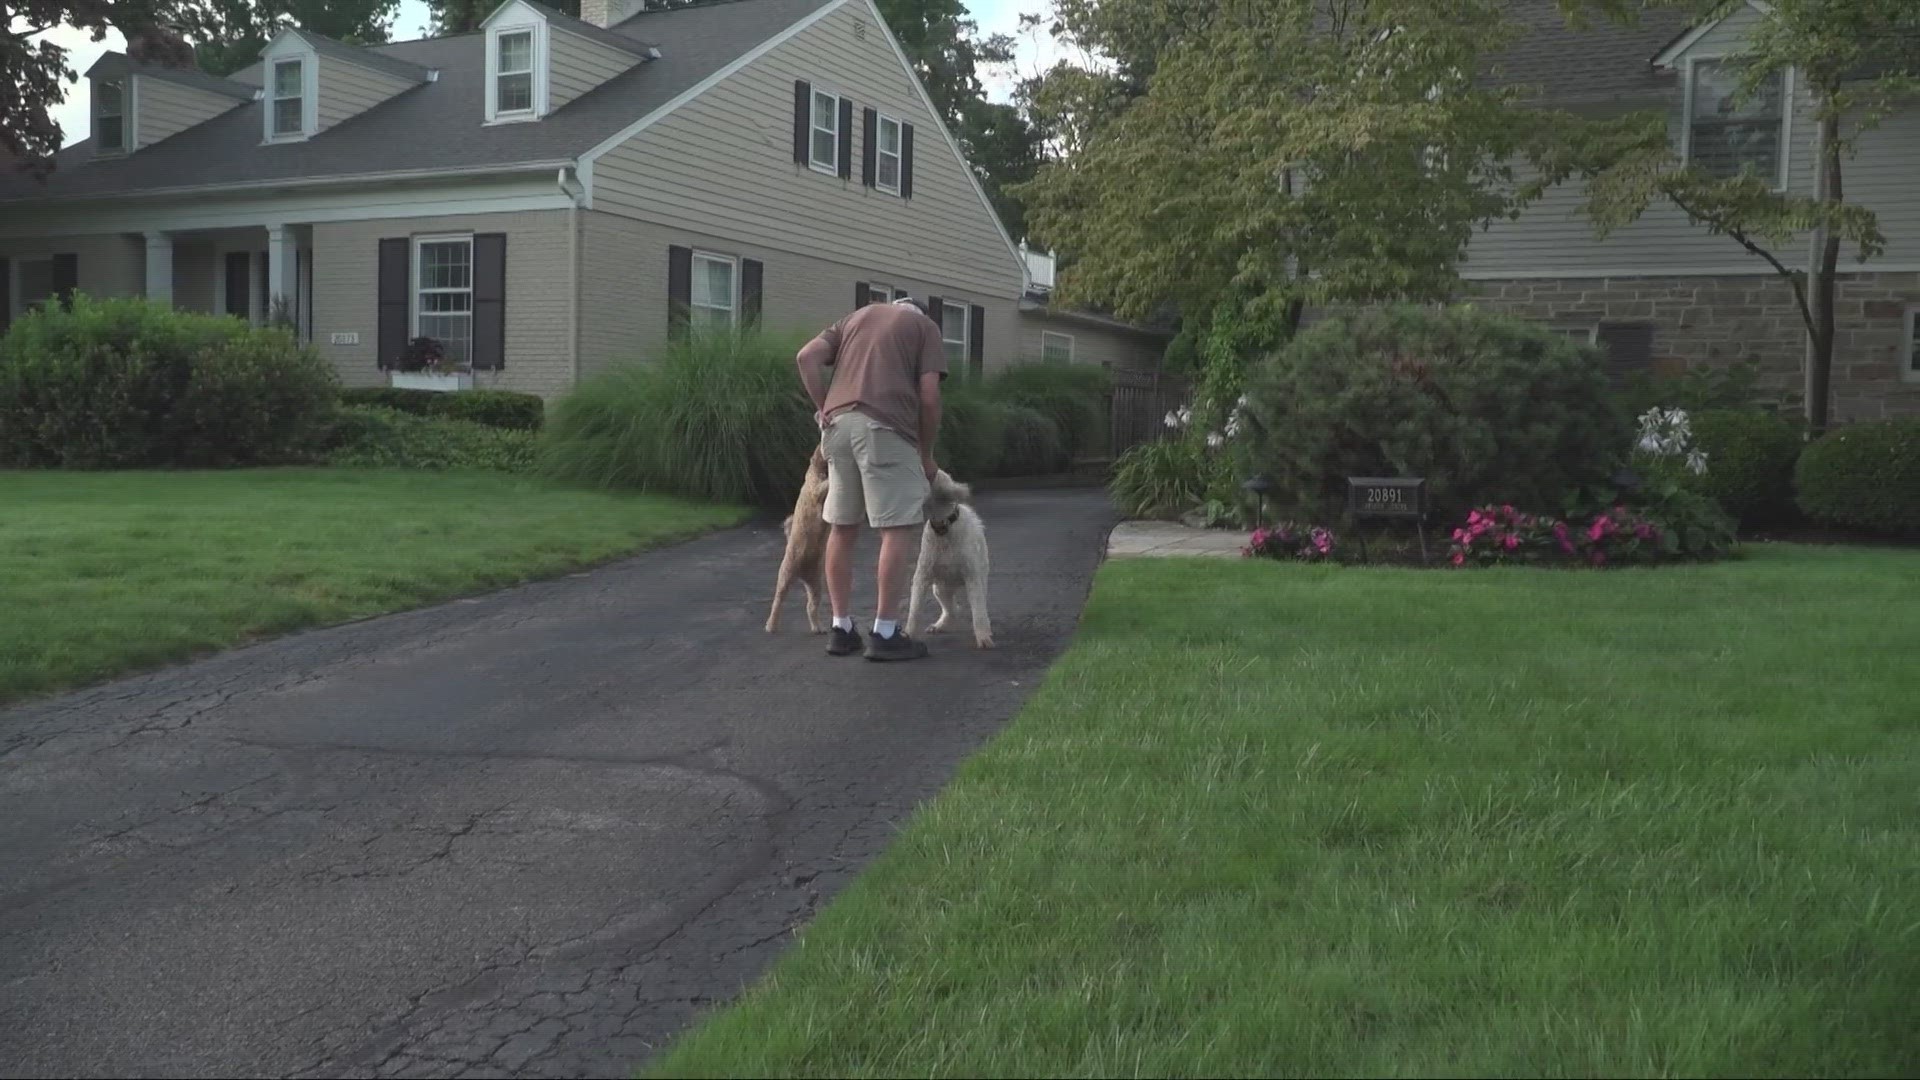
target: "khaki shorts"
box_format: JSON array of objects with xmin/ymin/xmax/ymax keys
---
[{"xmin": 821, "ymin": 410, "xmax": 929, "ymax": 529}]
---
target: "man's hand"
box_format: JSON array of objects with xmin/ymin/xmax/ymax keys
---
[{"xmin": 922, "ymin": 452, "xmax": 938, "ymax": 482}]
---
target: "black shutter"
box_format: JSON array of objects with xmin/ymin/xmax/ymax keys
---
[
  {"xmin": 861, "ymin": 107, "xmax": 878, "ymax": 187},
  {"xmin": 50, "ymin": 253, "xmax": 78, "ymax": 309},
  {"xmin": 927, "ymin": 295, "xmax": 943, "ymax": 328},
  {"xmin": 224, "ymin": 251, "xmax": 251, "ymax": 320},
  {"xmin": 837, "ymin": 99, "xmax": 854, "ymax": 180},
  {"xmin": 792, "ymin": 80, "xmax": 811, "ymax": 166},
  {"xmin": 0, "ymin": 258, "xmax": 10, "ymax": 332},
  {"xmin": 667, "ymin": 245, "xmax": 692, "ymax": 340},
  {"xmin": 968, "ymin": 303, "xmax": 985, "ymax": 378},
  {"xmin": 472, "ymin": 233, "xmax": 507, "ymax": 370},
  {"xmin": 900, "ymin": 123, "xmax": 914, "ymax": 199},
  {"xmin": 894, "ymin": 289, "xmax": 909, "ymax": 302},
  {"xmin": 377, "ymin": 238, "xmax": 409, "ymax": 369},
  {"xmin": 1595, "ymin": 321, "xmax": 1655, "ymax": 387},
  {"xmin": 741, "ymin": 258, "xmax": 763, "ymax": 328},
  {"xmin": 855, "ymin": 281, "xmax": 871, "ymax": 309}
]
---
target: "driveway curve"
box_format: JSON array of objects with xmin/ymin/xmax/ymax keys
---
[{"xmin": 0, "ymin": 486, "xmax": 1116, "ymax": 1080}]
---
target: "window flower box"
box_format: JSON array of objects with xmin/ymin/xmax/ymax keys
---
[{"xmin": 390, "ymin": 370, "xmax": 473, "ymax": 392}]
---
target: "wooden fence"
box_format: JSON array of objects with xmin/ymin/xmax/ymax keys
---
[{"xmin": 1107, "ymin": 367, "xmax": 1189, "ymax": 458}]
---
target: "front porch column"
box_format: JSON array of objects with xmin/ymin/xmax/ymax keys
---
[
  {"xmin": 143, "ymin": 232, "xmax": 173, "ymax": 306},
  {"xmin": 266, "ymin": 224, "xmax": 297, "ymax": 325}
]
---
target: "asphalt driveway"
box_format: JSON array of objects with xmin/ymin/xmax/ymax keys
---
[{"xmin": 0, "ymin": 486, "xmax": 1116, "ymax": 1080}]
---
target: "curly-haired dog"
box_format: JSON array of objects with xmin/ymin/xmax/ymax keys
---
[
  {"xmin": 905, "ymin": 471, "xmax": 993, "ymax": 649},
  {"xmin": 765, "ymin": 445, "xmax": 830, "ymax": 634}
]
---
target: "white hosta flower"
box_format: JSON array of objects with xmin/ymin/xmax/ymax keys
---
[
  {"xmin": 1686, "ymin": 449, "xmax": 1709, "ymax": 475},
  {"xmin": 1205, "ymin": 431, "xmax": 1224, "ymax": 448}
]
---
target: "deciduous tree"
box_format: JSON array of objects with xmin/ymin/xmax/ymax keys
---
[{"xmin": 3, "ymin": 1, "xmax": 194, "ymax": 170}]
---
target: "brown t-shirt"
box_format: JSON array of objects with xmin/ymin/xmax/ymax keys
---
[{"xmin": 814, "ymin": 302, "xmax": 948, "ymax": 447}]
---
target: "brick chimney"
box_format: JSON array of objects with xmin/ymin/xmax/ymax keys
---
[{"xmin": 579, "ymin": 0, "xmax": 626, "ymax": 26}]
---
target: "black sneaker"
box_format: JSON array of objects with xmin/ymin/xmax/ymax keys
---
[
  {"xmin": 827, "ymin": 624, "xmax": 862, "ymax": 656},
  {"xmin": 865, "ymin": 628, "xmax": 930, "ymax": 662}
]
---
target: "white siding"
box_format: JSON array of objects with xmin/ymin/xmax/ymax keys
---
[
  {"xmin": 549, "ymin": 28, "xmax": 639, "ymax": 112},
  {"xmin": 315, "ymin": 56, "xmax": 416, "ymax": 131},
  {"xmin": 135, "ymin": 77, "xmax": 240, "ymax": 148},
  {"xmin": 586, "ymin": 0, "xmax": 1023, "ymax": 300},
  {"xmin": 578, "ymin": 210, "xmax": 1019, "ymax": 378}
]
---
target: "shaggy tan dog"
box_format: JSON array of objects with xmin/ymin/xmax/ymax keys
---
[
  {"xmin": 906, "ymin": 470, "xmax": 993, "ymax": 649},
  {"xmin": 765, "ymin": 444, "xmax": 831, "ymax": 634}
]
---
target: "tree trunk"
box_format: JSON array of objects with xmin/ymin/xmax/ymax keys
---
[{"xmin": 1806, "ymin": 110, "xmax": 1843, "ymax": 433}]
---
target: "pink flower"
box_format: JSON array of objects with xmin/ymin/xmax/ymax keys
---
[
  {"xmin": 1467, "ymin": 510, "xmax": 1485, "ymax": 525},
  {"xmin": 1552, "ymin": 522, "xmax": 1568, "ymax": 539},
  {"xmin": 1635, "ymin": 523, "xmax": 1654, "ymax": 540},
  {"xmin": 1588, "ymin": 516, "xmax": 1612, "ymax": 542},
  {"xmin": 1500, "ymin": 504, "xmax": 1515, "ymax": 518},
  {"xmin": 1559, "ymin": 538, "xmax": 1576, "ymax": 555},
  {"xmin": 1451, "ymin": 528, "xmax": 1467, "ymax": 542},
  {"xmin": 1591, "ymin": 550, "xmax": 1607, "ymax": 567},
  {"xmin": 1451, "ymin": 550, "xmax": 1466, "ymax": 566},
  {"xmin": 1502, "ymin": 533, "xmax": 1519, "ymax": 550}
]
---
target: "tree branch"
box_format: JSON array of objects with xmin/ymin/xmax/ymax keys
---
[{"xmin": 1665, "ymin": 185, "xmax": 1814, "ymax": 338}]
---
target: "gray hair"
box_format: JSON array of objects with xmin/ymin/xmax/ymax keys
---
[{"xmin": 892, "ymin": 296, "xmax": 929, "ymax": 316}]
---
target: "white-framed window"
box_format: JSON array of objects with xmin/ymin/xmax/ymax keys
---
[
  {"xmin": 1903, "ymin": 303, "xmax": 1920, "ymax": 384},
  {"xmin": 413, "ymin": 234, "xmax": 474, "ymax": 366},
  {"xmin": 95, "ymin": 78, "xmax": 126, "ymax": 152},
  {"xmin": 269, "ymin": 58, "xmax": 306, "ymax": 140},
  {"xmin": 691, "ymin": 251, "xmax": 738, "ymax": 329},
  {"xmin": 866, "ymin": 282, "xmax": 900, "ymax": 304},
  {"xmin": 496, "ymin": 30, "xmax": 535, "ymax": 115},
  {"xmin": 875, "ymin": 113, "xmax": 903, "ymax": 194},
  {"xmin": 1684, "ymin": 58, "xmax": 1787, "ymax": 185},
  {"xmin": 1550, "ymin": 323, "xmax": 1599, "ymax": 347},
  {"xmin": 1041, "ymin": 331, "xmax": 1074, "ymax": 364},
  {"xmin": 810, "ymin": 88, "xmax": 841, "ymax": 174},
  {"xmin": 941, "ymin": 302, "xmax": 968, "ymax": 368}
]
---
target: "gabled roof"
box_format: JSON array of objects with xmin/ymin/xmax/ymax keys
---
[
  {"xmin": 274, "ymin": 27, "xmax": 437, "ymax": 83},
  {"xmin": 0, "ymin": 0, "xmax": 837, "ymax": 202},
  {"xmin": 1484, "ymin": 0, "xmax": 1697, "ymax": 104},
  {"xmin": 84, "ymin": 52, "xmax": 256, "ymax": 102},
  {"xmin": 512, "ymin": 0, "xmax": 656, "ymax": 56}
]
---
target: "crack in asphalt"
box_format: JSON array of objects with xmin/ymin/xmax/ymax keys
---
[{"xmin": 0, "ymin": 488, "xmax": 1115, "ymax": 1079}]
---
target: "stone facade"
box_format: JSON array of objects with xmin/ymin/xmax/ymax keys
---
[{"xmin": 1463, "ymin": 272, "xmax": 1920, "ymax": 422}]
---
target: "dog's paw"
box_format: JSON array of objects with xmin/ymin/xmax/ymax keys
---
[
  {"xmin": 973, "ymin": 634, "xmax": 994, "ymax": 649},
  {"xmin": 808, "ymin": 624, "xmax": 827, "ymax": 635},
  {"xmin": 926, "ymin": 621, "xmax": 949, "ymax": 634}
]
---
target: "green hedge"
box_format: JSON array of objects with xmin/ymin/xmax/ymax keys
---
[
  {"xmin": 324, "ymin": 406, "xmax": 537, "ymax": 472},
  {"xmin": 1688, "ymin": 409, "xmax": 1804, "ymax": 530},
  {"xmin": 982, "ymin": 363, "xmax": 1109, "ymax": 455},
  {"xmin": 339, "ymin": 386, "xmax": 544, "ymax": 430},
  {"xmin": 0, "ymin": 294, "xmax": 338, "ymax": 468},
  {"xmin": 1794, "ymin": 420, "xmax": 1920, "ymax": 536}
]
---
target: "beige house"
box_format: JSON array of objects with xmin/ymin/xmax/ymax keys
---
[
  {"xmin": 1463, "ymin": 1, "xmax": 1920, "ymax": 421},
  {"xmin": 0, "ymin": 0, "xmax": 1166, "ymax": 399}
]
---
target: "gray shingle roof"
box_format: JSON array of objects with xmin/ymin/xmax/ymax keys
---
[
  {"xmin": 85, "ymin": 53, "xmax": 257, "ymax": 101},
  {"xmin": 2, "ymin": 0, "xmax": 837, "ymax": 202},
  {"xmin": 285, "ymin": 28, "xmax": 437, "ymax": 83},
  {"xmin": 521, "ymin": 1, "xmax": 655, "ymax": 56},
  {"xmin": 1486, "ymin": 0, "xmax": 1696, "ymax": 103}
]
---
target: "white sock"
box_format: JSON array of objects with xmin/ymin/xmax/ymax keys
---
[
  {"xmin": 873, "ymin": 618, "xmax": 898, "ymax": 639},
  {"xmin": 832, "ymin": 616, "xmax": 853, "ymax": 632}
]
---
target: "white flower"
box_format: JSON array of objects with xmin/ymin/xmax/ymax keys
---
[
  {"xmin": 1205, "ymin": 431, "xmax": 1224, "ymax": 448},
  {"xmin": 1686, "ymin": 449, "xmax": 1709, "ymax": 475}
]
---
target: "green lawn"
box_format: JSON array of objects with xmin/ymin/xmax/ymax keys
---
[
  {"xmin": 0, "ymin": 469, "xmax": 748, "ymax": 706},
  {"xmin": 654, "ymin": 547, "xmax": 1920, "ymax": 1078}
]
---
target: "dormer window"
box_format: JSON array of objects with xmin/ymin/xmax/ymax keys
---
[
  {"xmin": 95, "ymin": 78, "xmax": 126, "ymax": 152},
  {"xmin": 269, "ymin": 57, "xmax": 308, "ymax": 140},
  {"xmin": 496, "ymin": 31, "xmax": 535, "ymax": 114}
]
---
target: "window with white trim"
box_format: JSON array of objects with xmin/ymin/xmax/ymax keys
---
[
  {"xmin": 875, "ymin": 114, "xmax": 903, "ymax": 194},
  {"xmin": 414, "ymin": 235, "xmax": 474, "ymax": 366},
  {"xmin": 270, "ymin": 58, "xmax": 305, "ymax": 139},
  {"xmin": 692, "ymin": 252, "xmax": 738, "ymax": 329},
  {"xmin": 810, "ymin": 89, "xmax": 841, "ymax": 173},
  {"xmin": 1041, "ymin": 331, "xmax": 1074, "ymax": 364},
  {"xmin": 1550, "ymin": 323, "xmax": 1599, "ymax": 347},
  {"xmin": 1904, "ymin": 304, "xmax": 1920, "ymax": 383},
  {"xmin": 496, "ymin": 30, "xmax": 535, "ymax": 115},
  {"xmin": 941, "ymin": 303, "xmax": 968, "ymax": 367},
  {"xmin": 1686, "ymin": 59, "xmax": 1785, "ymax": 182},
  {"xmin": 866, "ymin": 282, "xmax": 900, "ymax": 304},
  {"xmin": 95, "ymin": 79, "xmax": 126, "ymax": 152}
]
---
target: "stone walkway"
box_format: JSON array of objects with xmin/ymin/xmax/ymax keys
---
[{"xmin": 1107, "ymin": 520, "xmax": 1247, "ymax": 559}]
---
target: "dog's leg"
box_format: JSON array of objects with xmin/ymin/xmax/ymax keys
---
[
  {"xmin": 801, "ymin": 568, "xmax": 825, "ymax": 633},
  {"xmin": 965, "ymin": 561, "xmax": 993, "ymax": 649},
  {"xmin": 927, "ymin": 581, "xmax": 954, "ymax": 633},
  {"xmin": 905, "ymin": 543, "xmax": 933, "ymax": 636},
  {"xmin": 765, "ymin": 560, "xmax": 793, "ymax": 634}
]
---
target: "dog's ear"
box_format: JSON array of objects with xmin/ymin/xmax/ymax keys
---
[{"xmin": 934, "ymin": 471, "xmax": 972, "ymax": 504}]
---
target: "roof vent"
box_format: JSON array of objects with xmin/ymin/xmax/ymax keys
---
[{"xmin": 647, "ymin": 46, "xmax": 662, "ymax": 60}]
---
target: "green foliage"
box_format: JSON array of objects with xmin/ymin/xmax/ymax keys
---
[
  {"xmin": 981, "ymin": 362, "xmax": 1109, "ymax": 454},
  {"xmin": 324, "ymin": 406, "xmax": 536, "ymax": 472},
  {"xmin": 1019, "ymin": 0, "xmax": 1610, "ymax": 325},
  {"xmin": 1110, "ymin": 438, "xmax": 1215, "ymax": 519},
  {"xmin": 998, "ymin": 404, "xmax": 1070, "ymax": 477},
  {"xmin": 0, "ymin": 294, "xmax": 339, "ymax": 468},
  {"xmin": 1794, "ymin": 420, "xmax": 1920, "ymax": 536},
  {"xmin": 187, "ymin": 0, "xmax": 401, "ymax": 77},
  {"xmin": 339, "ymin": 387, "xmax": 545, "ymax": 431},
  {"xmin": 540, "ymin": 331, "xmax": 819, "ymax": 508},
  {"xmin": 1235, "ymin": 304, "xmax": 1630, "ymax": 523},
  {"xmin": 937, "ymin": 381, "xmax": 1010, "ymax": 480},
  {"xmin": 1614, "ymin": 361, "xmax": 1764, "ymax": 416},
  {"xmin": 1687, "ymin": 409, "xmax": 1805, "ymax": 530}
]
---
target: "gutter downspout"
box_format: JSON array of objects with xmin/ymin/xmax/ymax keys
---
[
  {"xmin": 558, "ymin": 165, "xmax": 586, "ymax": 388},
  {"xmin": 1804, "ymin": 94, "xmax": 1826, "ymax": 426}
]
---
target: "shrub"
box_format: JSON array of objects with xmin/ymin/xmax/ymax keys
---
[
  {"xmin": 0, "ymin": 294, "xmax": 338, "ymax": 468},
  {"xmin": 1111, "ymin": 438, "xmax": 1217, "ymax": 519},
  {"xmin": 937, "ymin": 382, "xmax": 1010, "ymax": 480},
  {"xmin": 1686, "ymin": 409, "xmax": 1803, "ymax": 529},
  {"xmin": 995, "ymin": 403, "xmax": 1069, "ymax": 477},
  {"xmin": 1235, "ymin": 304, "xmax": 1630, "ymax": 523},
  {"xmin": 983, "ymin": 363, "xmax": 1108, "ymax": 455},
  {"xmin": 1795, "ymin": 419, "xmax": 1920, "ymax": 536},
  {"xmin": 324, "ymin": 406, "xmax": 536, "ymax": 472},
  {"xmin": 541, "ymin": 331, "xmax": 817, "ymax": 507},
  {"xmin": 339, "ymin": 387, "xmax": 544, "ymax": 430},
  {"xmin": 1614, "ymin": 361, "xmax": 1763, "ymax": 417}
]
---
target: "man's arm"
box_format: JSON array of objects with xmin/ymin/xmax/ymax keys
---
[
  {"xmin": 796, "ymin": 334, "xmax": 836, "ymax": 421},
  {"xmin": 917, "ymin": 370, "xmax": 942, "ymax": 480}
]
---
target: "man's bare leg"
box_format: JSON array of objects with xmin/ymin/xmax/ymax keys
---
[
  {"xmin": 873, "ymin": 524, "xmax": 919, "ymax": 627},
  {"xmin": 826, "ymin": 522, "xmax": 861, "ymax": 623}
]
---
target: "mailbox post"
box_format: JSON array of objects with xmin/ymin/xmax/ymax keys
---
[{"xmin": 1346, "ymin": 476, "xmax": 1429, "ymax": 564}]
